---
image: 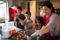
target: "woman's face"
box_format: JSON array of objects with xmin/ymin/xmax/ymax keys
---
[{"xmin": 40, "ymin": 6, "xmax": 52, "ymax": 16}]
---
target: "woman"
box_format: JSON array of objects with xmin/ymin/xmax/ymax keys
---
[{"xmin": 31, "ymin": 1, "xmax": 59, "ymax": 40}]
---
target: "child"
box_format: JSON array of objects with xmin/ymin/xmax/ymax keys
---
[
  {"xmin": 35, "ymin": 16, "xmax": 44, "ymax": 30},
  {"xmin": 25, "ymin": 12, "xmax": 33, "ymax": 29},
  {"xmin": 16, "ymin": 14, "xmax": 25, "ymax": 30},
  {"xmin": 24, "ymin": 12, "xmax": 34, "ymax": 36}
]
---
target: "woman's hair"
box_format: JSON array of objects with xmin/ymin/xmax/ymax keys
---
[{"xmin": 40, "ymin": 1, "xmax": 55, "ymax": 13}]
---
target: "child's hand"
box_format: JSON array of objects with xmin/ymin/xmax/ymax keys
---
[
  {"xmin": 19, "ymin": 20, "xmax": 25, "ymax": 26},
  {"xmin": 28, "ymin": 23, "xmax": 33, "ymax": 28}
]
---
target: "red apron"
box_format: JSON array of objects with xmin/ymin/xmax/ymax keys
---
[{"xmin": 43, "ymin": 14, "xmax": 52, "ymax": 37}]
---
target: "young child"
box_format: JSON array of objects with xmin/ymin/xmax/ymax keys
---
[
  {"xmin": 16, "ymin": 14, "xmax": 25, "ymax": 30},
  {"xmin": 24, "ymin": 12, "xmax": 34, "ymax": 36},
  {"xmin": 35, "ymin": 16, "xmax": 44, "ymax": 30},
  {"xmin": 14, "ymin": 6, "xmax": 26, "ymax": 30},
  {"xmin": 25, "ymin": 12, "xmax": 33, "ymax": 29}
]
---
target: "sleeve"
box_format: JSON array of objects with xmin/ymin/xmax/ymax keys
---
[{"xmin": 46, "ymin": 14, "xmax": 58, "ymax": 32}]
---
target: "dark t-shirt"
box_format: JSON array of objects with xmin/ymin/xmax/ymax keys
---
[{"xmin": 16, "ymin": 14, "xmax": 24, "ymax": 30}]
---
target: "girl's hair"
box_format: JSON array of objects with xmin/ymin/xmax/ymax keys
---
[
  {"xmin": 40, "ymin": 1, "xmax": 55, "ymax": 13},
  {"xmin": 36, "ymin": 16, "xmax": 44, "ymax": 27}
]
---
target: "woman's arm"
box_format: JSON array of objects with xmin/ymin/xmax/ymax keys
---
[
  {"xmin": 31, "ymin": 14, "xmax": 58, "ymax": 36},
  {"xmin": 31, "ymin": 25, "xmax": 49, "ymax": 36}
]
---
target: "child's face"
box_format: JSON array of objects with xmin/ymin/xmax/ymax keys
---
[
  {"xmin": 26, "ymin": 14, "xmax": 31, "ymax": 19},
  {"xmin": 18, "ymin": 9, "xmax": 22, "ymax": 14}
]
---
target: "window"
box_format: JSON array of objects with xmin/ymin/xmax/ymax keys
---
[{"xmin": 0, "ymin": 1, "xmax": 9, "ymax": 23}]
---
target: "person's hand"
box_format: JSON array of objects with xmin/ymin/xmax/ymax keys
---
[
  {"xmin": 28, "ymin": 23, "xmax": 33, "ymax": 28},
  {"xmin": 41, "ymin": 26, "xmax": 46, "ymax": 29},
  {"xmin": 16, "ymin": 16, "xmax": 18, "ymax": 19},
  {"xmin": 31, "ymin": 32, "xmax": 38, "ymax": 37},
  {"xmin": 19, "ymin": 20, "xmax": 25, "ymax": 26},
  {"xmin": 31, "ymin": 30, "xmax": 43, "ymax": 37},
  {"xmin": 31, "ymin": 30, "xmax": 40, "ymax": 37}
]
